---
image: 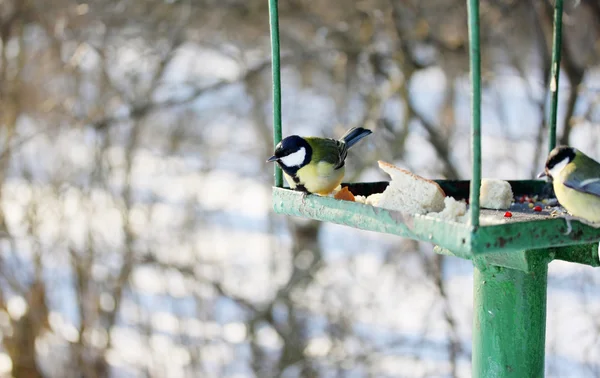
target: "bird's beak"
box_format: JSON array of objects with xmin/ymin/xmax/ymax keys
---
[
  {"xmin": 537, "ymin": 171, "xmax": 547, "ymax": 179},
  {"xmin": 267, "ymin": 155, "xmax": 278, "ymax": 163}
]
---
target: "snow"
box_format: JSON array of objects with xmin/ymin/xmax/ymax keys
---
[
  {"xmin": 7, "ymin": 296, "xmax": 27, "ymax": 320},
  {"xmin": 0, "ymin": 354, "xmax": 12, "ymax": 375}
]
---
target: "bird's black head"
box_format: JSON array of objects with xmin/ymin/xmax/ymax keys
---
[
  {"xmin": 540, "ymin": 145, "xmax": 576, "ymax": 179},
  {"xmin": 266, "ymin": 135, "xmax": 312, "ymax": 174}
]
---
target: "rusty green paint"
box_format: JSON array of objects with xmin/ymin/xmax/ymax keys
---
[
  {"xmin": 473, "ymin": 220, "xmax": 600, "ymax": 254},
  {"xmin": 268, "ymin": 0, "xmax": 283, "ymax": 187},
  {"xmin": 553, "ymin": 243, "xmax": 600, "ymax": 267},
  {"xmin": 547, "ymin": 0, "xmax": 563, "ymax": 152},
  {"xmin": 467, "ymin": 0, "xmax": 482, "ymax": 227},
  {"xmin": 273, "ymin": 188, "xmax": 473, "ymax": 257},
  {"xmin": 473, "ymin": 262, "xmax": 548, "ymax": 377},
  {"xmin": 437, "ymin": 243, "xmax": 599, "ymax": 272},
  {"xmin": 473, "ymin": 249, "xmax": 550, "ymax": 272},
  {"xmin": 274, "ymin": 186, "xmax": 600, "ymax": 265}
]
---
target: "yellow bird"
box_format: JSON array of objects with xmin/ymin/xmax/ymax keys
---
[
  {"xmin": 539, "ymin": 146, "xmax": 600, "ymax": 226},
  {"xmin": 267, "ymin": 127, "xmax": 372, "ymax": 195}
]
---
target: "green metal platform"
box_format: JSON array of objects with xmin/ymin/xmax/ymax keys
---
[
  {"xmin": 267, "ymin": 0, "xmax": 598, "ymax": 376},
  {"xmin": 273, "ymin": 182, "xmax": 600, "ymax": 269}
]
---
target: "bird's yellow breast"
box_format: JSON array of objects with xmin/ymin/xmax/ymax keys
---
[
  {"xmin": 553, "ymin": 180, "xmax": 600, "ymax": 223},
  {"xmin": 285, "ymin": 162, "xmax": 345, "ymax": 195}
]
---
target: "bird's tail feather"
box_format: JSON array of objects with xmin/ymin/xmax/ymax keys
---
[{"xmin": 339, "ymin": 127, "xmax": 372, "ymax": 149}]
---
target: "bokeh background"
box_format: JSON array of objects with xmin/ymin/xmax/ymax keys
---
[{"xmin": 1, "ymin": 0, "xmax": 600, "ymax": 377}]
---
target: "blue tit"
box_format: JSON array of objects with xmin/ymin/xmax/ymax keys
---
[
  {"xmin": 538, "ymin": 146, "xmax": 600, "ymax": 224},
  {"xmin": 267, "ymin": 127, "xmax": 372, "ymax": 195}
]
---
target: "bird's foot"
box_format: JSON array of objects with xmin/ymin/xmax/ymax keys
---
[
  {"xmin": 562, "ymin": 215, "xmax": 600, "ymax": 235},
  {"xmin": 563, "ymin": 216, "xmax": 574, "ymax": 235},
  {"xmin": 294, "ymin": 184, "xmax": 309, "ymax": 194}
]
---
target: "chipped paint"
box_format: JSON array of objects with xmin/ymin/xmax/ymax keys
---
[{"xmin": 274, "ymin": 183, "xmax": 600, "ymax": 267}]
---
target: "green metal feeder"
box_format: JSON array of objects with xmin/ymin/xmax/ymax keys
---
[{"xmin": 268, "ymin": 0, "xmax": 599, "ymax": 376}]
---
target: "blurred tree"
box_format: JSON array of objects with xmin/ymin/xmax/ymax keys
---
[{"xmin": 0, "ymin": 0, "xmax": 599, "ymax": 377}]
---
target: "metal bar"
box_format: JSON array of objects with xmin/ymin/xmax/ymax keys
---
[
  {"xmin": 268, "ymin": 0, "xmax": 283, "ymax": 187},
  {"xmin": 547, "ymin": 0, "xmax": 563, "ymax": 152},
  {"xmin": 467, "ymin": 0, "xmax": 482, "ymax": 228},
  {"xmin": 472, "ymin": 261, "xmax": 548, "ymax": 377}
]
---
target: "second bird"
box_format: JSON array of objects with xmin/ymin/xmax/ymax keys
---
[
  {"xmin": 539, "ymin": 145, "xmax": 600, "ymax": 225},
  {"xmin": 267, "ymin": 127, "xmax": 372, "ymax": 195}
]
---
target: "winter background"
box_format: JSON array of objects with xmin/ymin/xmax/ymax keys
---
[{"xmin": 0, "ymin": 0, "xmax": 600, "ymax": 377}]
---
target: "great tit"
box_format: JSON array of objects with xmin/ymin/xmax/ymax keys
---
[
  {"xmin": 267, "ymin": 127, "xmax": 372, "ymax": 195},
  {"xmin": 539, "ymin": 146, "xmax": 600, "ymax": 225}
]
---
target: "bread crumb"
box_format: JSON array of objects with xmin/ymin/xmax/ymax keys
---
[
  {"xmin": 457, "ymin": 213, "xmax": 470, "ymax": 224},
  {"xmin": 366, "ymin": 193, "xmax": 382, "ymax": 206},
  {"xmin": 339, "ymin": 192, "xmax": 379, "ymax": 205},
  {"xmin": 354, "ymin": 195, "xmax": 367, "ymax": 204},
  {"xmin": 428, "ymin": 197, "xmax": 467, "ymax": 221}
]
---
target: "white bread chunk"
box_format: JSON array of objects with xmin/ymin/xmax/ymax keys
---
[
  {"xmin": 365, "ymin": 193, "xmax": 382, "ymax": 206},
  {"xmin": 354, "ymin": 195, "xmax": 367, "ymax": 204},
  {"xmin": 480, "ymin": 179, "xmax": 513, "ymax": 210},
  {"xmin": 376, "ymin": 161, "xmax": 445, "ymax": 214},
  {"xmin": 428, "ymin": 196, "xmax": 467, "ymax": 221},
  {"xmin": 345, "ymin": 193, "xmax": 381, "ymax": 205}
]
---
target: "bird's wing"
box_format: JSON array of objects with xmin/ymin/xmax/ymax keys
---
[
  {"xmin": 334, "ymin": 140, "xmax": 348, "ymax": 169},
  {"xmin": 306, "ymin": 138, "xmax": 346, "ymax": 169},
  {"xmin": 561, "ymin": 154, "xmax": 600, "ymax": 197},
  {"xmin": 563, "ymin": 175, "xmax": 600, "ymax": 198}
]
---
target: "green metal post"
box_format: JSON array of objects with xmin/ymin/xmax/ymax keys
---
[
  {"xmin": 472, "ymin": 260, "xmax": 549, "ymax": 377},
  {"xmin": 547, "ymin": 0, "xmax": 563, "ymax": 152},
  {"xmin": 268, "ymin": 0, "xmax": 283, "ymax": 187},
  {"xmin": 467, "ymin": 0, "xmax": 482, "ymax": 228}
]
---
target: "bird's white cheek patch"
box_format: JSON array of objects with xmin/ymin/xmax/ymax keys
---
[
  {"xmin": 280, "ymin": 147, "xmax": 306, "ymax": 167},
  {"xmin": 548, "ymin": 158, "xmax": 569, "ymax": 178}
]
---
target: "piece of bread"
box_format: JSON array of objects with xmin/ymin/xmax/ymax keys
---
[
  {"xmin": 376, "ymin": 161, "xmax": 446, "ymax": 214},
  {"xmin": 355, "ymin": 193, "xmax": 383, "ymax": 205},
  {"xmin": 428, "ymin": 196, "xmax": 467, "ymax": 221},
  {"xmin": 365, "ymin": 193, "xmax": 382, "ymax": 206},
  {"xmin": 480, "ymin": 179, "xmax": 513, "ymax": 210},
  {"xmin": 354, "ymin": 195, "xmax": 367, "ymax": 204}
]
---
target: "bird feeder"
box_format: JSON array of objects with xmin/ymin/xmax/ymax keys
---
[{"xmin": 268, "ymin": 0, "xmax": 600, "ymax": 376}]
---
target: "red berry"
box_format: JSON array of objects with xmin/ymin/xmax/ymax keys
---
[
  {"xmin": 533, "ymin": 206, "xmax": 542, "ymax": 212},
  {"xmin": 504, "ymin": 211, "xmax": 512, "ymax": 218}
]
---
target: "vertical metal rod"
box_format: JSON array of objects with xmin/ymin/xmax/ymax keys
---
[
  {"xmin": 548, "ymin": 0, "xmax": 563, "ymax": 152},
  {"xmin": 472, "ymin": 261, "xmax": 548, "ymax": 377},
  {"xmin": 467, "ymin": 0, "xmax": 482, "ymax": 228},
  {"xmin": 268, "ymin": 0, "xmax": 283, "ymax": 187}
]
